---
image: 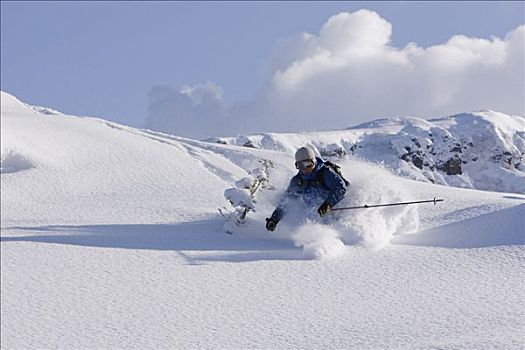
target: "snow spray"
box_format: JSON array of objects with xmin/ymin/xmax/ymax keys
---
[
  {"xmin": 291, "ymin": 221, "xmax": 346, "ymax": 259},
  {"xmin": 334, "ymin": 160, "xmax": 421, "ymax": 249}
]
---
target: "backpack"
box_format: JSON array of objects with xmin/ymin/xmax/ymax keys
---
[{"xmin": 317, "ymin": 160, "xmax": 350, "ymax": 187}]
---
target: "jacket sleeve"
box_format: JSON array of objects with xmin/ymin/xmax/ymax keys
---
[
  {"xmin": 270, "ymin": 175, "xmax": 301, "ymax": 223},
  {"xmin": 321, "ymin": 167, "xmax": 348, "ymax": 207}
]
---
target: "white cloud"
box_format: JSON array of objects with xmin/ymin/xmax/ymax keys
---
[
  {"xmin": 146, "ymin": 10, "xmax": 524, "ymax": 137},
  {"xmin": 267, "ymin": 10, "xmax": 523, "ymax": 125},
  {"xmin": 319, "ymin": 10, "xmax": 392, "ymax": 54},
  {"xmin": 145, "ymin": 82, "xmax": 231, "ymax": 139}
]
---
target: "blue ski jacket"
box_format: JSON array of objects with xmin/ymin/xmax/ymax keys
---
[{"xmin": 270, "ymin": 157, "xmax": 348, "ymax": 223}]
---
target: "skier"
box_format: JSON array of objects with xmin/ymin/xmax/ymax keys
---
[{"xmin": 265, "ymin": 146, "xmax": 348, "ymax": 232}]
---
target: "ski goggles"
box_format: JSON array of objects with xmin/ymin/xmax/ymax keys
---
[{"xmin": 295, "ymin": 159, "xmax": 315, "ymax": 170}]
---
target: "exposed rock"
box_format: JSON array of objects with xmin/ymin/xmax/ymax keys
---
[
  {"xmin": 209, "ymin": 111, "xmax": 525, "ymax": 193},
  {"xmin": 451, "ymin": 144, "xmax": 462, "ymax": 153},
  {"xmin": 320, "ymin": 145, "xmax": 346, "ymax": 159},
  {"xmin": 243, "ymin": 141, "xmax": 257, "ymax": 148},
  {"xmin": 438, "ymin": 157, "xmax": 463, "ymax": 175}
]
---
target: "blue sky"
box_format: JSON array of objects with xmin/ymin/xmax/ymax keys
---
[{"xmin": 1, "ymin": 1, "xmax": 524, "ymax": 134}]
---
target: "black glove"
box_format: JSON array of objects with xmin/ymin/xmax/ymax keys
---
[
  {"xmin": 318, "ymin": 202, "xmax": 332, "ymax": 217},
  {"xmin": 266, "ymin": 218, "xmax": 277, "ymax": 232}
]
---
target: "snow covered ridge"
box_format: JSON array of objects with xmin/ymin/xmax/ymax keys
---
[
  {"xmin": 208, "ymin": 111, "xmax": 525, "ymax": 194},
  {"xmin": 0, "ymin": 90, "xmax": 255, "ymax": 224},
  {"xmin": 2, "ymin": 90, "xmax": 523, "ymax": 194}
]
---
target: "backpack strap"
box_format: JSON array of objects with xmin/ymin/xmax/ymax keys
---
[
  {"xmin": 315, "ymin": 165, "xmax": 331, "ymax": 190},
  {"xmin": 316, "ymin": 163, "xmax": 350, "ymax": 187}
]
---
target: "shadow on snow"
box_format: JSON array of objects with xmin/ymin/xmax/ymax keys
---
[
  {"xmin": 1, "ymin": 219, "xmax": 304, "ymax": 263},
  {"xmin": 393, "ymin": 204, "xmax": 524, "ymax": 248},
  {"xmin": 3, "ymin": 204, "xmax": 523, "ymax": 260}
]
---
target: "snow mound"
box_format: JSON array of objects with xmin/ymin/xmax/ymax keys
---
[
  {"xmin": 0, "ymin": 91, "xmax": 253, "ymax": 224},
  {"xmin": 0, "ymin": 149, "xmax": 34, "ymax": 173},
  {"xmin": 394, "ymin": 203, "xmax": 525, "ymax": 248}
]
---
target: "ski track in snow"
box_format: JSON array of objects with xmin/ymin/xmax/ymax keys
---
[{"xmin": 1, "ymin": 91, "xmax": 524, "ymax": 349}]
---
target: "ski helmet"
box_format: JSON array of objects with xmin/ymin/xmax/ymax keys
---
[{"xmin": 295, "ymin": 146, "xmax": 316, "ymax": 162}]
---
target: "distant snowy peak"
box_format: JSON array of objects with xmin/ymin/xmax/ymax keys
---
[
  {"xmin": 348, "ymin": 110, "xmax": 523, "ymax": 132},
  {"xmin": 383, "ymin": 111, "xmax": 524, "ymax": 191},
  {"xmin": 210, "ymin": 111, "xmax": 525, "ymax": 194},
  {"xmin": 347, "ymin": 116, "xmax": 411, "ymax": 129}
]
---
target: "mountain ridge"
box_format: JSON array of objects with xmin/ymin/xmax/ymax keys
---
[
  {"xmin": 209, "ymin": 110, "xmax": 525, "ymax": 193},
  {"xmin": 3, "ymin": 90, "xmax": 524, "ymax": 194}
]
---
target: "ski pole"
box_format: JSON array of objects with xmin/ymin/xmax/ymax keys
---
[{"xmin": 332, "ymin": 197, "xmax": 444, "ymax": 211}]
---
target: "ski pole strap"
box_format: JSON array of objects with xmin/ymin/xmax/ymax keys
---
[{"xmin": 332, "ymin": 197, "xmax": 444, "ymax": 211}]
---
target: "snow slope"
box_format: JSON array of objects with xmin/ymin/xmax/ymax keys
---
[{"xmin": 1, "ymin": 91, "xmax": 524, "ymax": 349}]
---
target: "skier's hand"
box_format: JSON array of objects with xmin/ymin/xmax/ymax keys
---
[
  {"xmin": 318, "ymin": 202, "xmax": 332, "ymax": 217},
  {"xmin": 266, "ymin": 218, "xmax": 277, "ymax": 232}
]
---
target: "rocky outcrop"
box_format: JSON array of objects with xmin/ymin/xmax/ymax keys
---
[{"xmin": 207, "ymin": 111, "xmax": 525, "ymax": 193}]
